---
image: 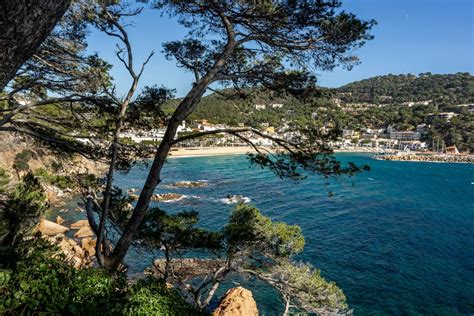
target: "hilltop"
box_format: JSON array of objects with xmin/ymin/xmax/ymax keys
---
[{"xmin": 337, "ymin": 72, "xmax": 473, "ymax": 107}]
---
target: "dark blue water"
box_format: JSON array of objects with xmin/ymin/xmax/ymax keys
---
[{"xmin": 112, "ymin": 153, "xmax": 474, "ymax": 315}]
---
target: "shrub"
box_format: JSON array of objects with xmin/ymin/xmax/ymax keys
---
[{"xmin": 12, "ymin": 150, "xmax": 35, "ymax": 175}]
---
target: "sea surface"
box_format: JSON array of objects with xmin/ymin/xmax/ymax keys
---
[{"xmin": 58, "ymin": 153, "xmax": 474, "ymax": 315}]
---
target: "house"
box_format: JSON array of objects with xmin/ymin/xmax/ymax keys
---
[
  {"xmin": 271, "ymin": 103, "xmax": 283, "ymax": 108},
  {"xmin": 265, "ymin": 126, "xmax": 275, "ymax": 133},
  {"xmin": 445, "ymin": 145, "xmax": 459, "ymax": 155},
  {"xmin": 254, "ymin": 104, "xmax": 266, "ymax": 110},
  {"xmin": 386, "ymin": 125, "xmax": 421, "ymax": 140},
  {"xmin": 426, "ymin": 112, "xmax": 458, "ymax": 123}
]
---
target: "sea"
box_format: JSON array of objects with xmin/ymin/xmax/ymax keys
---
[{"xmin": 55, "ymin": 153, "xmax": 474, "ymax": 315}]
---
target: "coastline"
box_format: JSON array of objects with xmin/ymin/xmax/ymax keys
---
[{"xmin": 168, "ymin": 146, "xmax": 389, "ymax": 158}]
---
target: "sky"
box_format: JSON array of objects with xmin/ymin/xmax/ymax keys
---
[{"xmin": 86, "ymin": 0, "xmax": 474, "ymax": 97}]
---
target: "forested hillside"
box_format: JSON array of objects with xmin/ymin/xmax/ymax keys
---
[
  {"xmin": 338, "ymin": 72, "xmax": 473, "ymax": 106},
  {"xmin": 164, "ymin": 73, "xmax": 473, "ymax": 128}
]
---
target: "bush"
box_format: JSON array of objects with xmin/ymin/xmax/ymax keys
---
[
  {"xmin": 126, "ymin": 278, "xmax": 208, "ymax": 315},
  {"xmin": 0, "ymin": 168, "xmax": 9, "ymax": 192},
  {"xmin": 0, "ymin": 245, "xmax": 206, "ymax": 315},
  {"xmin": 12, "ymin": 150, "xmax": 35, "ymax": 175},
  {"xmin": 33, "ymin": 168, "xmax": 76, "ymax": 190}
]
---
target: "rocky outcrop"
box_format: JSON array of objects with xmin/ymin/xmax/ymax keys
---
[
  {"xmin": 38, "ymin": 217, "xmax": 97, "ymax": 269},
  {"xmin": 171, "ymin": 181, "xmax": 208, "ymax": 188},
  {"xmin": 129, "ymin": 193, "xmax": 139, "ymax": 200},
  {"xmin": 41, "ymin": 233, "xmax": 94, "ymax": 269},
  {"xmin": 213, "ymin": 287, "xmax": 258, "ymax": 316},
  {"xmin": 37, "ymin": 219, "xmax": 69, "ymax": 236},
  {"xmin": 151, "ymin": 193, "xmax": 185, "ymax": 202}
]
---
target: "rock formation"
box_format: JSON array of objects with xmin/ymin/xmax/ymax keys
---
[
  {"xmin": 171, "ymin": 181, "xmax": 208, "ymax": 188},
  {"xmin": 151, "ymin": 193, "xmax": 184, "ymax": 202},
  {"xmin": 213, "ymin": 287, "xmax": 258, "ymax": 316},
  {"xmin": 37, "ymin": 219, "xmax": 69, "ymax": 236},
  {"xmin": 70, "ymin": 219, "xmax": 90, "ymax": 229},
  {"xmin": 74, "ymin": 226, "xmax": 94, "ymax": 238}
]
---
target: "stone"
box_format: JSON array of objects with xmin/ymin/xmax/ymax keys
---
[
  {"xmin": 151, "ymin": 193, "xmax": 184, "ymax": 202},
  {"xmin": 71, "ymin": 256, "xmax": 82, "ymax": 269},
  {"xmin": 67, "ymin": 238, "xmax": 78, "ymax": 247},
  {"xmin": 74, "ymin": 226, "xmax": 94, "ymax": 238},
  {"xmin": 85, "ymin": 244, "xmax": 96, "ymax": 257},
  {"xmin": 56, "ymin": 215, "xmax": 65, "ymax": 225},
  {"xmin": 213, "ymin": 287, "xmax": 258, "ymax": 316},
  {"xmin": 81, "ymin": 237, "xmax": 97, "ymax": 256},
  {"xmin": 37, "ymin": 219, "xmax": 69, "ymax": 236},
  {"xmin": 73, "ymin": 245, "xmax": 85, "ymax": 257},
  {"xmin": 70, "ymin": 219, "xmax": 90, "ymax": 229},
  {"xmin": 171, "ymin": 181, "xmax": 208, "ymax": 188},
  {"xmin": 81, "ymin": 237, "xmax": 92, "ymax": 249},
  {"xmin": 129, "ymin": 193, "xmax": 139, "ymax": 200}
]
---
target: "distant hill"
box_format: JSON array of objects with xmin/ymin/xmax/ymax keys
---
[
  {"xmin": 337, "ymin": 72, "xmax": 474, "ymax": 107},
  {"xmin": 162, "ymin": 72, "xmax": 473, "ymax": 128}
]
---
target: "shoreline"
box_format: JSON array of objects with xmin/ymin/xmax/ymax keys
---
[{"xmin": 168, "ymin": 146, "xmax": 391, "ymax": 158}]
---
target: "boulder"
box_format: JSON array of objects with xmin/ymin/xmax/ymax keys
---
[
  {"xmin": 56, "ymin": 215, "xmax": 65, "ymax": 225},
  {"xmin": 67, "ymin": 238, "xmax": 78, "ymax": 247},
  {"xmin": 151, "ymin": 193, "xmax": 184, "ymax": 202},
  {"xmin": 37, "ymin": 219, "xmax": 69, "ymax": 236},
  {"xmin": 129, "ymin": 193, "xmax": 139, "ymax": 200},
  {"xmin": 73, "ymin": 245, "xmax": 85, "ymax": 257},
  {"xmin": 74, "ymin": 226, "xmax": 94, "ymax": 238},
  {"xmin": 213, "ymin": 287, "xmax": 258, "ymax": 316},
  {"xmin": 171, "ymin": 181, "xmax": 208, "ymax": 188},
  {"xmin": 81, "ymin": 237, "xmax": 97, "ymax": 257},
  {"xmin": 70, "ymin": 219, "xmax": 90, "ymax": 229}
]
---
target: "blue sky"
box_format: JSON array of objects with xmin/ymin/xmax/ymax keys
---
[{"xmin": 86, "ymin": 0, "xmax": 473, "ymax": 97}]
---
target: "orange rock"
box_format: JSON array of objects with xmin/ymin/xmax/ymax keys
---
[
  {"xmin": 74, "ymin": 226, "xmax": 94, "ymax": 238},
  {"xmin": 213, "ymin": 287, "xmax": 258, "ymax": 316},
  {"xmin": 37, "ymin": 219, "xmax": 69, "ymax": 236},
  {"xmin": 70, "ymin": 219, "xmax": 90, "ymax": 229},
  {"xmin": 56, "ymin": 215, "xmax": 65, "ymax": 225}
]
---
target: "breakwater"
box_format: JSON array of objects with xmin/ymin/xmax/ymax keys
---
[{"xmin": 374, "ymin": 153, "xmax": 474, "ymax": 163}]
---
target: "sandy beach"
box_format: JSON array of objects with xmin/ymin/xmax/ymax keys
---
[
  {"xmin": 168, "ymin": 146, "xmax": 393, "ymax": 158},
  {"xmin": 169, "ymin": 146, "xmax": 257, "ymax": 158}
]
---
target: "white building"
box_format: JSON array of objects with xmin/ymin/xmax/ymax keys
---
[
  {"xmin": 271, "ymin": 103, "xmax": 283, "ymax": 109},
  {"xmin": 254, "ymin": 104, "xmax": 266, "ymax": 110}
]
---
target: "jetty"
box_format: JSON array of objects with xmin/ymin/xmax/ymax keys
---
[{"xmin": 374, "ymin": 152, "xmax": 474, "ymax": 163}]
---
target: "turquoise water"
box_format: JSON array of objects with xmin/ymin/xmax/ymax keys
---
[{"xmin": 111, "ymin": 154, "xmax": 473, "ymax": 314}]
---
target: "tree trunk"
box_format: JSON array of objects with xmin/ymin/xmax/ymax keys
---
[
  {"xmin": 105, "ymin": 14, "xmax": 237, "ymax": 270},
  {"xmin": 0, "ymin": 0, "xmax": 71, "ymax": 91}
]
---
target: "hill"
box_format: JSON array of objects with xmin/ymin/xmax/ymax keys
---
[
  {"xmin": 337, "ymin": 72, "xmax": 474, "ymax": 107},
  {"xmin": 163, "ymin": 73, "xmax": 473, "ymax": 128}
]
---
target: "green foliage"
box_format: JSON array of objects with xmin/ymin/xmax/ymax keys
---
[
  {"xmin": 33, "ymin": 167, "xmax": 76, "ymax": 190},
  {"xmin": 225, "ymin": 204, "xmax": 305, "ymax": 258},
  {"xmin": 138, "ymin": 208, "xmax": 223, "ymax": 265},
  {"xmin": 0, "ymin": 173, "xmax": 47, "ymax": 260},
  {"xmin": 12, "ymin": 149, "xmax": 35, "ymax": 174},
  {"xmin": 0, "ymin": 240, "xmax": 206, "ymax": 315},
  {"xmin": 0, "ymin": 168, "xmax": 10, "ymax": 192},
  {"xmin": 339, "ymin": 72, "xmax": 474, "ymax": 107},
  {"xmin": 127, "ymin": 278, "xmax": 208, "ymax": 315},
  {"xmin": 268, "ymin": 260, "xmax": 349, "ymax": 314},
  {"xmin": 424, "ymin": 113, "xmax": 474, "ymax": 153}
]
